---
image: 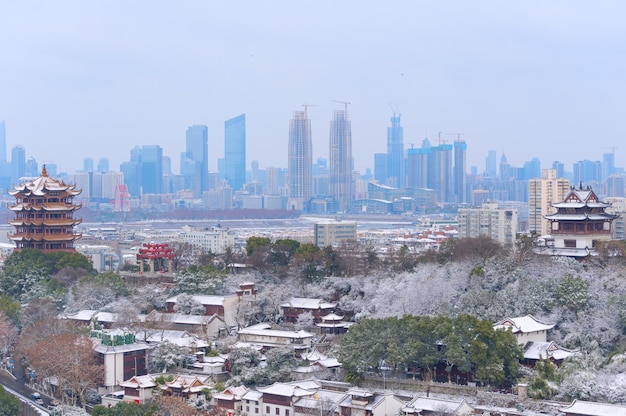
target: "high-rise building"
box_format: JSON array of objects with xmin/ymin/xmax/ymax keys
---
[
  {"xmin": 407, "ymin": 139, "xmax": 431, "ymax": 190},
  {"xmin": 11, "ymin": 146, "xmax": 26, "ymax": 182},
  {"xmin": 485, "ymin": 150, "xmax": 497, "ymax": 177},
  {"xmin": 182, "ymin": 125, "xmax": 209, "ymax": 197},
  {"xmin": 528, "ymin": 169, "xmax": 570, "ymax": 235},
  {"xmin": 97, "ymin": 158, "xmax": 110, "ymax": 173},
  {"xmin": 454, "ymin": 139, "xmax": 467, "ymax": 204},
  {"xmin": 329, "ymin": 107, "xmax": 353, "ymax": 212},
  {"xmin": 224, "ymin": 114, "xmax": 246, "ymax": 191},
  {"xmin": 430, "ymin": 143, "xmax": 453, "ymax": 203},
  {"xmin": 458, "ymin": 203, "xmax": 518, "ymax": 248},
  {"xmin": 374, "ymin": 153, "xmax": 387, "ymax": 184},
  {"xmin": 386, "ymin": 113, "xmax": 404, "ymax": 188},
  {"xmin": 141, "ymin": 145, "xmax": 163, "ymax": 194},
  {"xmin": 83, "ymin": 157, "xmax": 94, "ymax": 173},
  {"xmin": 288, "ymin": 109, "xmax": 313, "ymax": 210}
]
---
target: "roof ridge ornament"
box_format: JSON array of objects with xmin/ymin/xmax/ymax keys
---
[{"xmin": 41, "ymin": 165, "xmax": 48, "ymax": 177}]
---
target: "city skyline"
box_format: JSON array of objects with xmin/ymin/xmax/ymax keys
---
[{"xmin": 1, "ymin": 2, "xmax": 626, "ymax": 175}]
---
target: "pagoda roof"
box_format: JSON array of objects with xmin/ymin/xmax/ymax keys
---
[
  {"xmin": 8, "ymin": 166, "xmax": 81, "ymax": 197},
  {"xmin": 545, "ymin": 213, "xmax": 618, "ymax": 221}
]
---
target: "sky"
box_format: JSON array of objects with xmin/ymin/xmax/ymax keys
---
[{"xmin": 1, "ymin": 1, "xmax": 625, "ymax": 175}]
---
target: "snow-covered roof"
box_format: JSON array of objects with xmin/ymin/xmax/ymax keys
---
[
  {"xmin": 238, "ymin": 325, "xmax": 314, "ymax": 340},
  {"xmin": 523, "ymin": 341, "xmax": 579, "ymax": 361},
  {"xmin": 258, "ymin": 382, "xmax": 317, "ymax": 398},
  {"xmin": 302, "ymin": 349, "xmax": 328, "ymax": 361},
  {"xmin": 559, "ymin": 399, "xmax": 626, "ymax": 416},
  {"xmin": 119, "ymin": 374, "xmax": 156, "ymax": 389},
  {"xmin": 138, "ymin": 330, "xmax": 210, "ymax": 348},
  {"xmin": 315, "ymin": 358, "xmax": 341, "ymax": 368},
  {"xmin": 493, "ymin": 315, "xmax": 555, "ymax": 334},
  {"xmin": 166, "ymin": 294, "xmax": 230, "ymax": 305},
  {"xmin": 213, "ymin": 385, "xmax": 249, "ymax": 401},
  {"xmin": 95, "ymin": 342, "xmax": 152, "ymax": 354},
  {"xmin": 320, "ymin": 313, "xmax": 344, "ymax": 321},
  {"xmin": 242, "ymin": 390, "xmax": 263, "ymax": 401},
  {"xmin": 280, "ymin": 297, "xmax": 336, "ymax": 310},
  {"xmin": 402, "ymin": 396, "xmax": 469, "ymax": 414},
  {"xmin": 9, "ymin": 167, "xmax": 81, "ymax": 197}
]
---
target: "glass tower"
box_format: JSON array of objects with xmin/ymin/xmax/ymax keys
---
[
  {"xmin": 288, "ymin": 109, "xmax": 313, "ymax": 210},
  {"xmin": 386, "ymin": 113, "xmax": 404, "ymax": 188},
  {"xmin": 184, "ymin": 125, "xmax": 209, "ymax": 197},
  {"xmin": 224, "ymin": 114, "xmax": 246, "ymax": 191},
  {"xmin": 329, "ymin": 108, "xmax": 353, "ymax": 212}
]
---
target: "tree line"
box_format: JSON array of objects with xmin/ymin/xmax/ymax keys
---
[{"xmin": 338, "ymin": 314, "xmax": 523, "ymax": 387}]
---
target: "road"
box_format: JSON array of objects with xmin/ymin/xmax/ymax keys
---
[{"xmin": 0, "ymin": 362, "xmax": 52, "ymax": 414}]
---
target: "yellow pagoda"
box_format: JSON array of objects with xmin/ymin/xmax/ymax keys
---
[{"xmin": 8, "ymin": 165, "xmax": 82, "ymax": 252}]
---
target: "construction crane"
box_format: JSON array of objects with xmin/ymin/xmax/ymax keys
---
[
  {"xmin": 440, "ymin": 132, "xmax": 465, "ymax": 144},
  {"xmin": 302, "ymin": 103, "xmax": 316, "ymax": 116},
  {"xmin": 332, "ymin": 100, "xmax": 351, "ymax": 111}
]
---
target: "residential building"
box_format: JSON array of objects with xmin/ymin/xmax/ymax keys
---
[
  {"xmin": 402, "ymin": 396, "xmax": 473, "ymax": 416},
  {"xmin": 339, "ymin": 389, "xmax": 406, "ymax": 416},
  {"xmin": 179, "ymin": 224, "xmax": 235, "ymax": 254},
  {"xmin": 329, "ymin": 107, "xmax": 353, "ymax": 212},
  {"xmin": 236, "ymin": 323, "xmax": 314, "ymax": 354},
  {"xmin": 457, "ymin": 203, "xmax": 517, "ymax": 248},
  {"xmin": 95, "ymin": 341, "xmax": 151, "ymax": 390},
  {"xmin": 314, "ymin": 220, "xmax": 357, "ymax": 247},
  {"xmin": 225, "ymin": 114, "xmax": 246, "ymax": 191},
  {"xmin": 8, "ymin": 166, "xmax": 82, "ymax": 252},
  {"xmin": 166, "ymin": 294, "xmax": 239, "ymax": 328},
  {"xmin": 288, "ymin": 109, "xmax": 313, "ymax": 211},
  {"xmin": 528, "ymin": 169, "xmax": 570, "ymax": 235},
  {"xmin": 453, "ymin": 139, "xmax": 467, "ymax": 204},
  {"xmin": 542, "ymin": 184, "xmax": 618, "ymax": 257},
  {"xmin": 560, "ymin": 400, "xmax": 626, "ymax": 416},
  {"xmin": 280, "ymin": 298, "xmax": 337, "ymax": 323}
]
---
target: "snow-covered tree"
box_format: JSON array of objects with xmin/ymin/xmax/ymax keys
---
[
  {"xmin": 152, "ymin": 341, "xmax": 190, "ymax": 372},
  {"xmin": 173, "ymin": 293, "xmax": 205, "ymax": 315}
]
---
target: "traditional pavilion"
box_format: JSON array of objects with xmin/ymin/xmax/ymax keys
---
[
  {"xmin": 7, "ymin": 165, "xmax": 82, "ymax": 252},
  {"xmin": 541, "ymin": 184, "xmax": 618, "ymax": 257}
]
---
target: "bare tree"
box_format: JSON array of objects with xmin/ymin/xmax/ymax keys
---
[{"xmin": 0, "ymin": 311, "xmax": 18, "ymax": 357}]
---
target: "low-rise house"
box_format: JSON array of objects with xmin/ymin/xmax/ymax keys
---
[
  {"xmin": 258, "ymin": 381, "xmax": 321, "ymax": 416},
  {"xmin": 213, "ymin": 385, "xmax": 249, "ymax": 416},
  {"xmin": 293, "ymin": 388, "xmax": 349, "ymax": 416},
  {"xmin": 166, "ymin": 294, "xmax": 239, "ymax": 327},
  {"xmin": 522, "ymin": 341, "xmax": 579, "ymax": 366},
  {"xmin": 237, "ymin": 323, "xmax": 314, "ymax": 354},
  {"xmin": 493, "ymin": 315, "xmax": 555, "ymax": 345},
  {"xmin": 402, "ymin": 396, "xmax": 473, "ymax": 416},
  {"xmin": 338, "ymin": 389, "xmax": 407, "ymax": 416},
  {"xmin": 560, "ymin": 399, "xmax": 626, "ymax": 416},
  {"xmin": 241, "ymin": 389, "xmax": 264, "ymax": 416},
  {"xmin": 138, "ymin": 329, "xmax": 210, "ymax": 352},
  {"xmin": 280, "ymin": 298, "xmax": 337, "ymax": 323},
  {"xmin": 192, "ymin": 354, "xmax": 228, "ymax": 377},
  {"xmin": 156, "ymin": 374, "xmax": 212, "ymax": 400},
  {"xmin": 142, "ymin": 310, "xmax": 227, "ymax": 338},
  {"xmin": 118, "ymin": 374, "xmax": 157, "ymax": 404}
]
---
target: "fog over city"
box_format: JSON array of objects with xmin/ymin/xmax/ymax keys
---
[{"xmin": 1, "ymin": 1, "xmax": 625, "ymax": 174}]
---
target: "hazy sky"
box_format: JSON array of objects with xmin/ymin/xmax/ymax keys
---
[{"xmin": 1, "ymin": 1, "xmax": 625, "ymax": 175}]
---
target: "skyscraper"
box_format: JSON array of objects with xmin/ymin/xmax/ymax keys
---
[
  {"xmin": 141, "ymin": 145, "xmax": 163, "ymax": 194},
  {"xmin": 184, "ymin": 125, "xmax": 209, "ymax": 197},
  {"xmin": 454, "ymin": 139, "xmax": 467, "ymax": 204},
  {"xmin": 386, "ymin": 113, "xmax": 404, "ymax": 188},
  {"xmin": 224, "ymin": 114, "xmax": 246, "ymax": 191},
  {"xmin": 329, "ymin": 107, "xmax": 353, "ymax": 212},
  {"xmin": 485, "ymin": 150, "xmax": 497, "ymax": 177},
  {"xmin": 288, "ymin": 109, "xmax": 313, "ymax": 210}
]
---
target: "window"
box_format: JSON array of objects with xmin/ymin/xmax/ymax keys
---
[
  {"xmin": 266, "ymin": 406, "xmax": 270, "ymax": 414},
  {"xmin": 276, "ymin": 408, "xmax": 280, "ymax": 415},
  {"xmin": 564, "ymin": 239, "xmax": 576, "ymax": 248},
  {"xmin": 247, "ymin": 407, "xmax": 250, "ymax": 412},
  {"xmin": 255, "ymin": 408, "xmax": 259, "ymax": 414},
  {"xmin": 286, "ymin": 410, "xmax": 289, "ymax": 416}
]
